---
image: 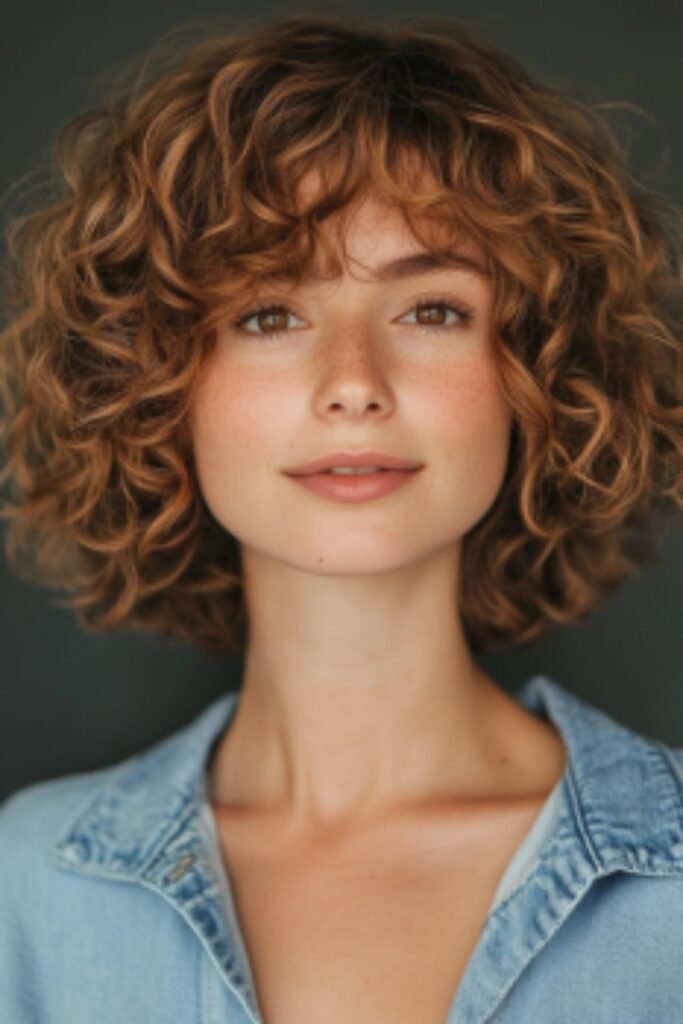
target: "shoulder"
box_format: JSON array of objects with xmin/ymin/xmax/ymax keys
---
[
  {"xmin": 0, "ymin": 764, "xmax": 119, "ymax": 832},
  {"xmin": 0, "ymin": 769, "xmax": 120, "ymax": 999},
  {"xmin": 0, "ymin": 765, "xmax": 122, "ymax": 886},
  {"xmin": 0, "ymin": 755, "xmax": 206, "ymax": 1021}
]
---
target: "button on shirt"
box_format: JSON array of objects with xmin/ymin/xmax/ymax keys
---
[{"xmin": 2, "ymin": 675, "xmax": 683, "ymax": 1023}]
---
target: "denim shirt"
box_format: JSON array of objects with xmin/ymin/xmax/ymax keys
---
[{"xmin": 2, "ymin": 674, "xmax": 683, "ymax": 1023}]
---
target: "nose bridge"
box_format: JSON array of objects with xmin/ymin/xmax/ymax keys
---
[
  {"xmin": 327, "ymin": 308, "xmax": 374, "ymax": 355},
  {"xmin": 319, "ymin": 307, "xmax": 388, "ymax": 382},
  {"xmin": 313, "ymin": 304, "xmax": 394, "ymax": 413}
]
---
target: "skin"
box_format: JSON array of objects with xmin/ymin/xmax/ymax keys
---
[{"xmin": 189, "ymin": 171, "xmax": 567, "ymax": 846}]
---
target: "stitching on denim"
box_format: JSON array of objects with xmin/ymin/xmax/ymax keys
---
[{"xmin": 565, "ymin": 757, "xmax": 601, "ymax": 871}]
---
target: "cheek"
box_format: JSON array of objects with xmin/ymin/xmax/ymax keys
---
[
  {"xmin": 430, "ymin": 359, "xmax": 512, "ymax": 479},
  {"xmin": 190, "ymin": 360, "xmax": 285, "ymax": 499}
]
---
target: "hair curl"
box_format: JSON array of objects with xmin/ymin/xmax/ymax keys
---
[{"xmin": 0, "ymin": 11, "xmax": 682, "ymax": 657}]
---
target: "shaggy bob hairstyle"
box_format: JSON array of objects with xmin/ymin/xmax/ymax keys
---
[{"xmin": 0, "ymin": 12, "xmax": 682, "ymax": 657}]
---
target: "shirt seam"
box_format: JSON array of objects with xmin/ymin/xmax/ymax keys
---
[
  {"xmin": 653, "ymin": 740, "xmax": 683, "ymax": 842},
  {"xmin": 564, "ymin": 760, "xmax": 602, "ymax": 871}
]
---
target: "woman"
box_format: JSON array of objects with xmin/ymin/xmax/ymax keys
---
[{"xmin": 1, "ymin": 11, "xmax": 682, "ymax": 1023}]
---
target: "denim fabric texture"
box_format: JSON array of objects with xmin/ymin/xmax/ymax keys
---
[{"xmin": 2, "ymin": 674, "xmax": 683, "ymax": 1023}]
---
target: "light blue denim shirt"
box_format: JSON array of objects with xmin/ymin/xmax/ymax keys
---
[{"xmin": 2, "ymin": 674, "xmax": 683, "ymax": 1023}]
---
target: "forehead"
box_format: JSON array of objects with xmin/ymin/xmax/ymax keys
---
[{"xmin": 277, "ymin": 163, "xmax": 487, "ymax": 285}]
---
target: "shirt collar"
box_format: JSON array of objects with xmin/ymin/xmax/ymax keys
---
[
  {"xmin": 518, "ymin": 675, "xmax": 683, "ymax": 873},
  {"xmin": 51, "ymin": 675, "xmax": 683, "ymax": 880}
]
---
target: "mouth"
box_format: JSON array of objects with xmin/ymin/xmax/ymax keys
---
[
  {"xmin": 288, "ymin": 467, "xmax": 420, "ymax": 479},
  {"xmin": 285, "ymin": 466, "xmax": 422, "ymax": 503},
  {"xmin": 314, "ymin": 467, "xmax": 395, "ymax": 475},
  {"xmin": 286, "ymin": 453, "xmax": 423, "ymax": 476}
]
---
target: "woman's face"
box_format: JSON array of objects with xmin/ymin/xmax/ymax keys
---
[{"xmin": 189, "ymin": 190, "xmax": 513, "ymax": 579}]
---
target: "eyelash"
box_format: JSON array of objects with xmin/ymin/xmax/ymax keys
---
[{"xmin": 231, "ymin": 295, "xmax": 475, "ymax": 341}]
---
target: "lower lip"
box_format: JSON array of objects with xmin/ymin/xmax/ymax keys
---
[{"xmin": 286, "ymin": 468, "xmax": 421, "ymax": 502}]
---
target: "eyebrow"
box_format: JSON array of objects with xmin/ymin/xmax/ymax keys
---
[
  {"xmin": 260, "ymin": 250, "xmax": 490, "ymax": 287},
  {"xmin": 370, "ymin": 251, "xmax": 490, "ymax": 282}
]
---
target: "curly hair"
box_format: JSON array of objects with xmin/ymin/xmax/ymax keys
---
[{"xmin": 0, "ymin": 10, "xmax": 681, "ymax": 658}]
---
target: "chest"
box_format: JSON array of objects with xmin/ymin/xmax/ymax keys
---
[{"xmin": 210, "ymin": 801, "xmax": 545, "ymax": 1024}]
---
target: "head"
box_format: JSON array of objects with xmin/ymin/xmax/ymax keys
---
[
  {"xmin": 0, "ymin": 11, "xmax": 681, "ymax": 656},
  {"xmin": 188, "ymin": 166, "xmax": 512, "ymax": 597}
]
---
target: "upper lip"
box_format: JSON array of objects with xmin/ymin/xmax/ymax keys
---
[{"xmin": 285, "ymin": 452, "xmax": 424, "ymax": 475}]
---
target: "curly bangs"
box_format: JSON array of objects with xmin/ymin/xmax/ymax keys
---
[{"xmin": 0, "ymin": 11, "xmax": 681, "ymax": 656}]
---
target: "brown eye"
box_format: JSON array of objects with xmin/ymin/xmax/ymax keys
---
[
  {"xmin": 400, "ymin": 299, "xmax": 474, "ymax": 332},
  {"xmin": 257, "ymin": 308, "xmax": 289, "ymax": 332},
  {"xmin": 233, "ymin": 303, "xmax": 301, "ymax": 340},
  {"xmin": 415, "ymin": 303, "xmax": 449, "ymax": 326}
]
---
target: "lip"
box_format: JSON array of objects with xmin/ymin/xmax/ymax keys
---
[
  {"xmin": 285, "ymin": 451, "xmax": 423, "ymax": 475},
  {"xmin": 287, "ymin": 467, "xmax": 422, "ymax": 503}
]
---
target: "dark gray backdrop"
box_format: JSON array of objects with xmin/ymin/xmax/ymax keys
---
[{"xmin": 2, "ymin": 0, "xmax": 682, "ymax": 803}]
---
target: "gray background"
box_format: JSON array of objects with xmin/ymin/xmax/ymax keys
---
[{"xmin": 2, "ymin": 0, "xmax": 682, "ymax": 802}]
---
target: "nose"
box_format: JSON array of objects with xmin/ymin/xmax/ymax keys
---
[{"xmin": 314, "ymin": 321, "xmax": 394, "ymax": 418}]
